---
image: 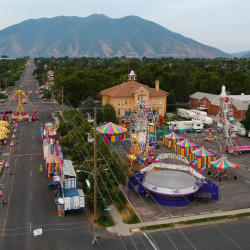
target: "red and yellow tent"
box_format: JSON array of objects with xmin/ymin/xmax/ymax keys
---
[
  {"xmin": 189, "ymin": 146, "xmax": 216, "ymax": 169},
  {"xmin": 175, "ymin": 139, "xmax": 198, "ymax": 157},
  {"xmin": 163, "ymin": 132, "xmax": 184, "ymax": 148}
]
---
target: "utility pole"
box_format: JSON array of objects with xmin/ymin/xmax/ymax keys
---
[
  {"xmin": 94, "ymin": 105, "xmax": 98, "ymax": 223},
  {"xmin": 5, "ymin": 78, "xmax": 8, "ymax": 90},
  {"xmin": 62, "ymin": 86, "xmax": 64, "ymax": 108}
]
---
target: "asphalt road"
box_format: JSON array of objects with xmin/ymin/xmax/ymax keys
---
[{"xmin": 1, "ymin": 61, "xmax": 250, "ymax": 249}]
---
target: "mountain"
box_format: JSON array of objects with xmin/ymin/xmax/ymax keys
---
[
  {"xmin": 241, "ymin": 51, "xmax": 250, "ymax": 58},
  {"xmin": 0, "ymin": 15, "xmax": 230, "ymax": 58},
  {"xmin": 230, "ymin": 50, "xmax": 250, "ymax": 58}
]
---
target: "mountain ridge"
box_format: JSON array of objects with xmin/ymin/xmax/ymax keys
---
[{"xmin": 0, "ymin": 15, "xmax": 231, "ymax": 58}]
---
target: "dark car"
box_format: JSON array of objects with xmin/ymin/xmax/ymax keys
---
[{"xmin": 155, "ymin": 142, "xmax": 160, "ymax": 149}]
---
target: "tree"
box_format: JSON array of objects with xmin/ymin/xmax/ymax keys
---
[
  {"xmin": 167, "ymin": 89, "xmax": 176, "ymax": 111},
  {"xmin": 241, "ymin": 104, "xmax": 250, "ymax": 131},
  {"xmin": 102, "ymin": 103, "xmax": 118, "ymax": 123}
]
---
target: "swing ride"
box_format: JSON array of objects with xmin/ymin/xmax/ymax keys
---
[{"xmin": 1, "ymin": 90, "xmax": 38, "ymax": 122}]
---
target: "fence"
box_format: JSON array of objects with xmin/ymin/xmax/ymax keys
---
[{"xmin": 0, "ymin": 221, "xmax": 88, "ymax": 238}]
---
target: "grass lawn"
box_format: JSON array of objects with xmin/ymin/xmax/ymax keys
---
[
  {"xmin": 140, "ymin": 212, "xmax": 250, "ymax": 231},
  {"xmin": 63, "ymin": 110, "xmax": 76, "ymax": 122},
  {"xmin": 114, "ymin": 190, "xmax": 140, "ymax": 224}
]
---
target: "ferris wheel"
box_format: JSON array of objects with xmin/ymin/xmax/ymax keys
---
[{"xmin": 129, "ymin": 100, "xmax": 157, "ymax": 162}]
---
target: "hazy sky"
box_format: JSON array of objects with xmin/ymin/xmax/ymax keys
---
[{"xmin": 1, "ymin": 0, "xmax": 249, "ymax": 53}]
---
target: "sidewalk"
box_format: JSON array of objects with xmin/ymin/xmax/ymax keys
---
[
  {"xmin": 106, "ymin": 205, "xmax": 132, "ymax": 236},
  {"xmin": 107, "ymin": 206, "xmax": 250, "ymax": 236}
]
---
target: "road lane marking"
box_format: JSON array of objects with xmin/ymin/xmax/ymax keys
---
[
  {"xmin": 143, "ymin": 233, "xmax": 159, "ymax": 250},
  {"xmin": 31, "ymin": 156, "xmax": 32, "ymax": 161},
  {"xmin": 10, "ymin": 153, "xmax": 43, "ymax": 157},
  {"xmin": 31, "ymin": 171, "xmax": 32, "ymax": 177},
  {"xmin": 32, "ymin": 145, "xmax": 33, "ymax": 149},
  {"xmin": 2, "ymin": 127, "xmax": 23, "ymax": 236}
]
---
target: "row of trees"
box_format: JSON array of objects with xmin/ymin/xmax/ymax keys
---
[
  {"xmin": 58, "ymin": 111, "xmax": 127, "ymax": 208},
  {"xmin": 0, "ymin": 58, "xmax": 26, "ymax": 90},
  {"xmin": 33, "ymin": 57, "xmax": 250, "ymax": 109}
]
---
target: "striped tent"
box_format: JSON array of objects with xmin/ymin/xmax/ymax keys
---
[
  {"xmin": 99, "ymin": 122, "xmax": 127, "ymax": 143},
  {"xmin": 209, "ymin": 156, "xmax": 238, "ymax": 171},
  {"xmin": 45, "ymin": 154, "xmax": 60, "ymax": 178},
  {"xmin": 189, "ymin": 146, "xmax": 216, "ymax": 169},
  {"xmin": 0, "ymin": 132, "xmax": 7, "ymax": 139},
  {"xmin": 163, "ymin": 132, "xmax": 184, "ymax": 149},
  {"xmin": 175, "ymin": 139, "xmax": 198, "ymax": 157},
  {"xmin": 0, "ymin": 127, "xmax": 10, "ymax": 133},
  {"xmin": 0, "ymin": 120, "xmax": 9, "ymax": 127}
]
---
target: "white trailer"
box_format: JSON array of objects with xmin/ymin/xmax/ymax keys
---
[
  {"xmin": 190, "ymin": 109, "xmax": 208, "ymax": 117},
  {"xmin": 168, "ymin": 120, "xmax": 203, "ymax": 132},
  {"xmin": 177, "ymin": 108, "xmax": 195, "ymax": 120},
  {"xmin": 192, "ymin": 116, "xmax": 213, "ymax": 127},
  {"xmin": 235, "ymin": 121, "xmax": 247, "ymax": 136}
]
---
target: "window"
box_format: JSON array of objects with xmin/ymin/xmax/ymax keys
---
[
  {"xmin": 149, "ymin": 100, "xmax": 151, "ymax": 104},
  {"xmin": 156, "ymin": 99, "xmax": 158, "ymax": 104},
  {"xmin": 125, "ymin": 100, "xmax": 127, "ymax": 105},
  {"xmin": 129, "ymin": 100, "xmax": 131, "ymax": 105},
  {"xmin": 159, "ymin": 108, "xmax": 162, "ymax": 115},
  {"xmin": 121, "ymin": 100, "xmax": 124, "ymax": 106},
  {"xmin": 118, "ymin": 109, "xmax": 120, "ymax": 115},
  {"xmin": 152, "ymin": 99, "xmax": 155, "ymax": 104},
  {"xmin": 159, "ymin": 99, "xmax": 162, "ymax": 104},
  {"xmin": 138, "ymin": 95, "xmax": 140, "ymax": 101},
  {"xmin": 144, "ymin": 96, "xmax": 146, "ymax": 100},
  {"xmin": 118, "ymin": 100, "xmax": 120, "ymax": 106},
  {"xmin": 121, "ymin": 109, "xmax": 124, "ymax": 115}
]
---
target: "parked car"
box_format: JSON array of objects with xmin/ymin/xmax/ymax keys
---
[
  {"xmin": 155, "ymin": 142, "xmax": 160, "ymax": 149},
  {"xmin": 0, "ymin": 99, "xmax": 5, "ymax": 103},
  {"xmin": 22, "ymin": 98, "xmax": 27, "ymax": 104},
  {"xmin": 38, "ymin": 95, "xmax": 44, "ymax": 99}
]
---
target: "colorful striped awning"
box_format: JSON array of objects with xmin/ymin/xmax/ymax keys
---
[
  {"xmin": 0, "ymin": 127, "xmax": 10, "ymax": 133},
  {"xmin": 100, "ymin": 122, "xmax": 127, "ymax": 135},
  {"xmin": 0, "ymin": 132, "xmax": 7, "ymax": 139},
  {"xmin": 0, "ymin": 121, "xmax": 9, "ymax": 127},
  {"xmin": 209, "ymin": 157, "xmax": 238, "ymax": 170},
  {"xmin": 191, "ymin": 146, "xmax": 216, "ymax": 157},
  {"xmin": 165, "ymin": 132, "xmax": 183, "ymax": 140},
  {"xmin": 176, "ymin": 139, "xmax": 197, "ymax": 148}
]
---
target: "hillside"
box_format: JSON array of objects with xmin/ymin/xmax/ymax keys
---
[{"xmin": 0, "ymin": 14, "xmax": 230, "ymax": 58}]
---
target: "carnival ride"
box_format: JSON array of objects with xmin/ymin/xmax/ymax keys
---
[
  {"xmin": 126, "ymin": 100, "xmax": 158, "ymax": 169},
  {"xmin": 1, "ymin": 90, "xmax": 38, "ymax": 122},
  {"xmin": 218, "ymin": 86, "xmax": 250, "ymax": 153}
]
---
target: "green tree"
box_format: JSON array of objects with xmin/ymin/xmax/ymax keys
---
[
  {"xmin": 241, "ymin": 104, "xmax": 250, "ymax": 131},
  {"xmin": 167, "ymin": 89, "xmax": 176, "ymax": 111},
  {"xmin": 102, "ymin": 103, "xmax": 118, "ymax": 123}
]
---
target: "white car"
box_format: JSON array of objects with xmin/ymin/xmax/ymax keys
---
[{"xmin": 22, "ymin": 98, "xmax": 27, "ymax": 104}]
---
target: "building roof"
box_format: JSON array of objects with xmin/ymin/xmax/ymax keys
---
[
  {"xmin": 100, "ymin": 80, "xmax": 168, "ymax": 97},
  {"xmin": 190, "ymin": 92, "xmax": 250, "ymax": 110}
]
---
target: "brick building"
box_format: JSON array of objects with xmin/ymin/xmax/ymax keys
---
[{"xmin": 189, "ymin": 88, "xmax": 250, "ymax": 119}]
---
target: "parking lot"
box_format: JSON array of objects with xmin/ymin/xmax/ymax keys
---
[{"xmin": 113, "ymin": 117, "xmax": 250, "ymax": 222}]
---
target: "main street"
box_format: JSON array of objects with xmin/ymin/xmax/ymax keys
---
[{"xmin": 0, "ymin": 61, "xmax": 250, "ymax": 249}]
